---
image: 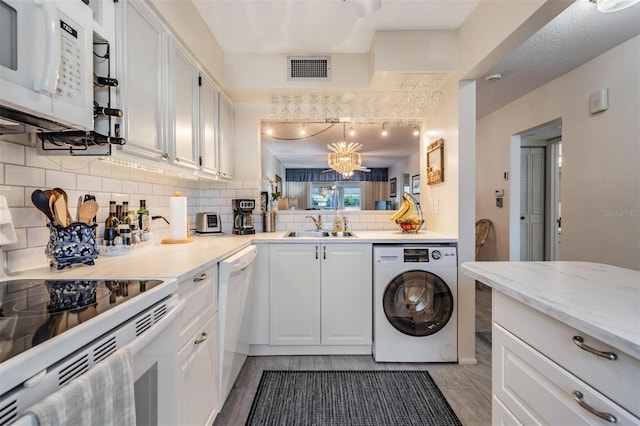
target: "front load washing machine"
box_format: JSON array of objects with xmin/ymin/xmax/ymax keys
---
[{"xmin": 373, "ymin": 244, "xmax": 457, "ymax": 362}]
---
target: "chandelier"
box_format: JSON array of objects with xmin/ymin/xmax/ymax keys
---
[{"xmin": 327, "ymin": 125, "xmax": 363, "ymax": 178}]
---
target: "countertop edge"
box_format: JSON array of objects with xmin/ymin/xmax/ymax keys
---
[{"xmin": 461, "ymin": 262, "xmax": 640, "ymax": 359}]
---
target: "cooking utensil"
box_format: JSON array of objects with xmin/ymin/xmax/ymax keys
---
[
  {"xmin": 76, "ymin": 196, "xmax": 83, "ymax": 222},
  {"xmin": 31, "ymin": 190, "xmax": 56, "ymax": 223},
  {"xmin": 53, "ymin": 188, "xmax": 73, "ymax": 225},
  {"xmin": 54, "ymin": 196, "xmax": 69, "ymax": 227},
  {"xmin": 78, "ymin": 200, "xmax": 99, "ymax": 225},
  {"xmin": 49, "ymin": 194, "xmax": 58, "ymax": 225}
]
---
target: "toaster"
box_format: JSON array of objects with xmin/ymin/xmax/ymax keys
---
[{"xmin": 195, "ymin": 212, "xmax": 221, "ymax": 233}]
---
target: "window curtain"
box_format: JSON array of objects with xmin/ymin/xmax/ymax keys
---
[
  {"xmin": 361, "ymin": 181, "xmax": 388, "ymax": 210},
  {"xmin": 286, "ymin": 168, "xmax": 388, "ymax": 182}
]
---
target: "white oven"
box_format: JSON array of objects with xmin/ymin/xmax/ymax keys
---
[
  {"xmin": 0, "ymin": 0, "xmax": 93, "ymax": 133},
  {"xmin": 0, "ymin": 278, "xmax": 183, "ymax": 426}
]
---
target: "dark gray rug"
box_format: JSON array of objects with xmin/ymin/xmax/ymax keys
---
[
  {"xmin": 476, "ymin": 331, "xmax": 492, "ymax": 347},
  {"xmin": 245, "ymin": 370, "xmax": 462, "ymax": 426}
]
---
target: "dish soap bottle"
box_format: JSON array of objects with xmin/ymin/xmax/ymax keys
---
[{"xmin": 332, "ymin": 211, "xmax": 343, "ymax": 233}]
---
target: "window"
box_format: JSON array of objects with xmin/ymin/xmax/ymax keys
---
[{"xmin": 310, "ymin": 182, "xmax": 361, "ymax": 210}]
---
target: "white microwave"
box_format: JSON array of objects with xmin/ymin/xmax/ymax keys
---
[{"xmin": 0, "ymin": 0, "xmax": 93, "ymax": 134}]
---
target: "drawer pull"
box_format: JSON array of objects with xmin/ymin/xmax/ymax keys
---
[
  {"xmin": 194, "ymin": 332, "xmax": 208, "ymax": 345},
  {"xmin": 573, "ymin": 391, "xmax": 617, "ymax": 423},
  {"xmin": 193, "ymin": 273, "xmax": 208, "ymax": 282},
  {"xmin": 572, "ymin": 336, "xmax": 617, "ymax": 360}
]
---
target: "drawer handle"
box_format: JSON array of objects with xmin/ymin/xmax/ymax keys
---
[
  {"xmin": 194, "ymin": 332, "xmax": 208, "ymax": 345},
  {"xmin": 572, "ymin": 336, "xmax": 617, "ymax": 360},
  {"xmin": 193, "ymin": 273, "xmax": 208, "ymax": 282},
  {"xmin": 573, "ymin": 391, "xmax": 617, "ymax": 423}
]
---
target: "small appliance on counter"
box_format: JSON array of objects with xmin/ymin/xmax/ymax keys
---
[
  {"xmin": 195, "ymin": 212, "xmax": 222, "ymax": 234},
  {"xmin": 232, "ymin": 199, "xmax": 256, "ymax": 235}
]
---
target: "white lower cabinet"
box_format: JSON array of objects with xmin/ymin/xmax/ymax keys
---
[
  {"xmin": 269, "ymin": 243, "xmax": 372, "ymax": 347},
  {"xmin": 492, "ymin": 292, "xmax": 640, "ymax": 425},
  {"xmin": 177, "ymin": 265, "xmax": 219, "ymax": 425}
]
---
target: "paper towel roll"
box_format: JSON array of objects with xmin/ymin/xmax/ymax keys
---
[{"xmin": 169, "ymin": 196, "xmax": 187, "ymax": 240}]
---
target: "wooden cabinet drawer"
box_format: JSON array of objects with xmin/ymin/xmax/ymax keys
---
[
  {"xmin": 494, "ymin": 323, "xmax": 639, "ymax": 425},
  {"xmin": 494, "ymin": 292, "xmax": 640, "ymax": 417}
]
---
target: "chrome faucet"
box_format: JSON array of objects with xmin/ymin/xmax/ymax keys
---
[{"xmin": 305, "ymin": 214, "xmax": 322, "ymax": 230}]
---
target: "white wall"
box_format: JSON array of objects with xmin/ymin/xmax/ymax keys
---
[{"xmin": 476, "ymin": 35, "xmax": 640, "ymax": 269}]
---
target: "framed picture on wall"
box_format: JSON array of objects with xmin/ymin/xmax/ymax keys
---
[
  {"xmin": 411, "ymin": 174, "xmax": 420, "ymax": 195},
  {"xmin": 427, "ymin": 138, "xmax": 445, "ymax": 185},
  {"xmin": 389, "ymin": 178, "xmax": 397, "ymax": 197}
]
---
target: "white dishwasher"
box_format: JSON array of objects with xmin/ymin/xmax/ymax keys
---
[{"xmin": 218, "ymin": 245, "xmax": 257, "ymax": 405}]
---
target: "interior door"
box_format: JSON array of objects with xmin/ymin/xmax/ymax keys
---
[{"xmin": 520, "ymin": 147, "xmax": 545, "ymax": 261}]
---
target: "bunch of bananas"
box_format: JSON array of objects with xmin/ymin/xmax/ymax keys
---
[
  {"xmin": 390, "ymin": 194, "xmax": 414, "ymax": 221},
  {"xmin": 390, "ymin": 194, "xmax": 424, "ymax": 232}
]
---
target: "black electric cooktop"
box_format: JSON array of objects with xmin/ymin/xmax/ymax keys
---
[{"xmin": 0, "ymin": 279, "xmax": 165, "ymax": 364}]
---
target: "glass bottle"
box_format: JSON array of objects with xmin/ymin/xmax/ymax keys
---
[
  {"xmin": 104, "ymin": 201, "xmax": 119, "ymax": 245},
  {"xmin": 121, "ymin": 201, "xmax": 131, "ymax": 226},
  {"xmin": 137, "ymin": 200, "xmax": 150, "ymax": 233}
]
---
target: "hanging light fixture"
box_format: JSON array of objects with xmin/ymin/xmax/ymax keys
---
[
  {"xmin": 413, "ymin": 125, "xmax": 420, "ymax": 136},
  {"xmin": 381, "ymin": 123, "xmax": 388, "ymax": 136},
  {"xmin": 327, "ymin": 125, "xmax": 363, "ymax": 177},
  {"xmin": 349, "ymin": 126, "xmax": 356, "ymax": 136},
  {"xmin": 590, "ymin": 0, "xmax": 640, "ymax": 12},
  {"xmin": 299, "ymin": 123, "xmax": 306, "ymax": 136}
]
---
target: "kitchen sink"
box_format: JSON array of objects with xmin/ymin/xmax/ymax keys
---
[{"xmin": 284, "ymin": 231, "xmax": 357, "ymax": 238}]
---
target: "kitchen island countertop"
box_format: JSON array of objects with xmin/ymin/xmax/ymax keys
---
[
  {"xmin": 461, "ymin": 261, "xmax": 640, "ymax": 359},
  {"xmin": 7, "ymin": 230, "xmax": 456, "ymax": 283}
]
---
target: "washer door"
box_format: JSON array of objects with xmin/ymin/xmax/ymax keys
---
[{"xmin": 382, "ymin": 270, "xmax": 454, "ymax": 337}]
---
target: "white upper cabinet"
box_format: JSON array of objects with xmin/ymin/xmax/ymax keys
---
[
  {"xmin": 217, "ymin": 93, "xmax": 233, "ymax": 180},
  {"xmin": 114, "ymin": 0, "xmax": 233, "ymax": 179},
  {"xmin": 116, "ymin": 0, "xmax": 168, "ymax": 161},
  {"xmin": 199, "ymin": 75, "xmax": 220, "ymax": 177},
  {"xmin": 168, "ymin": 40, "xmax": 199, "ymax": 171}
]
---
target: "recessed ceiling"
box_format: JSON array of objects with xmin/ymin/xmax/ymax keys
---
[{"xmin": 192, "ymin": 0, "xmax": 640, "ymax": 164}]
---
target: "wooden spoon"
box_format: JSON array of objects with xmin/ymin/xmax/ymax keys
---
[
  {"xmin": 78, "ymin": 200, "xmax": 99, "ymax": 225},
  {"xmin": 54, "ymin": 196, "xmax": 69, "ymax": 227},
  {"xmin": 53, "ymin": 188, "xmax": 73, "ymax": 225}
]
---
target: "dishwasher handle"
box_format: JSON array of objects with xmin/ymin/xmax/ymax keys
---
[{"xmin": 221, "ymin": 245, "xmax": 257, "ymax": 274}]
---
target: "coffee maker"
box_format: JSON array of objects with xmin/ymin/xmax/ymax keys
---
[{"xmin": 232, "ymin": 199, "xmax": 256, "ymax": 235}]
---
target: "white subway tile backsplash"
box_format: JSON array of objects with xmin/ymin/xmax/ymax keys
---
[
  {"xmin": 2, "ymin": 139, "xmax": 389, "ymax": 272},
  {"xmin": 26, "ymin": 147, "xmax": 61, "ymax": 170},
  {"xmin": 77, "ymin": 174, "xmax": 102, "ymax": 191},
  {"xmin": 5, "ymin": 165, "xmax": 45, "ymax": 187},
  {"xmin": 46, "ymin": 169, "xmax": 77, "ymax": 189},
  {"xmin": 0, "ymin": 142, "xmax": 25, "ymax": 165},
  {"xmin": 27, "ymin": 226, "xmax": 50, "ymax": 247},
  {"xmin": 11, "ymin": 207, "xmax": 47, "ymax": 228},
  {"xmin": 0, "ymin": 186, "xmax": 24, "ymax": 206},
  {"xmin": 102, "ymin": 177, "xmax": 122, "ymax": 193}
]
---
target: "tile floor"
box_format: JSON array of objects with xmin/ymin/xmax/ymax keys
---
[{"xmin": 214, "ymin": 284, "xmax": 493, "ymax": 426}]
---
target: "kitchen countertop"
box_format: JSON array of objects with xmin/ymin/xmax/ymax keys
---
[
  {"xmin": 461, "ymin": 261, "xmax": 640, "ymax": 359},
  {"xmin": 6, "ymin": 230, "xmax": 456, "ymax": 283}
]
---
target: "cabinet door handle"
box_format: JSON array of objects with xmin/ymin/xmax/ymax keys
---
[
  {"xmin": 573, "ymin": 391, "xmax": 616, "ymax": 423},
  {"xmin": 194, "ymin": 332, "xmax": 208, "ymax": 345},
  {"xmin": 193, "ymin": 273, "xmax": 208, "ymax": 282},
  {"xmin": 323, "ymin": 246, "xmax": 326, "ymax": 260},
  {"xmin": 315, "ymin": 246, "xmax": 318, "ymax": 260},
  {"xmin": 572, "ymin": 336, "xmax": 617, "ymax": 360}
]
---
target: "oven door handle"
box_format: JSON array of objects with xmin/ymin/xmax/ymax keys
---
[{"xmin": 130, "ymin": 298, "xmax": 185, "ymax": 356}]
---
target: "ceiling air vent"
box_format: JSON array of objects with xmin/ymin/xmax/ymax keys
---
[{"xmin": 288, "ymin": 56, "xmax": 331, "ymax": 80}]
